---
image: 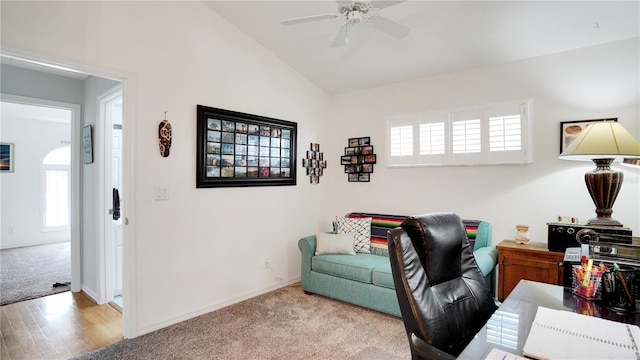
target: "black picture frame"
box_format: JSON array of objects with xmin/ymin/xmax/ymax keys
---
[
  {"xmin": 342, "ymin": 136, "xmax": 376, "ymax": 182},
  {"xmin": 197, "ymin": 105, "xmax": 297, "ymax": 188},
  {"xmin": 560, "ymin": 118, "xmax": 617, "ymax": 154}
]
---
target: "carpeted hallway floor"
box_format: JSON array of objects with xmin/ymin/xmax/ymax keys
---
[{"xmin": 0, "ymin": 242, "xmax": 71, "ymax": 306}]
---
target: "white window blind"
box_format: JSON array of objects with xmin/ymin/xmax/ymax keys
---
[
  {"xmin": 419, "ymin": 122, "xmax": 445, "ymax": 155},
  {"xmin": 386, "ymin": 100, "xmax": 530, "ymax": 167},
  {"xmin": 489, "ymin": 115, "xmax": 521, "ymax": 152},
  {"xmin": 44, "ymin": 170, "xmax": 69, "ymax": 228},
  {"xmin": 452, "ymin": 119, "xmax": 481, "ymax": 154},
  {"xmin": 41, "ymin": 146, "xmax": 70, "ymax": 231},
  {"xmin": 390, "ymin": 125, "xmax": 413, "ymax": 156}
]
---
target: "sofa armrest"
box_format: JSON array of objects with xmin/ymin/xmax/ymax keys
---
[
  {"xmin": 298, "ymin": 235, "xmax": 317, "ymax": 291},
  {"xmin": 473, "ymin": 245, "xmax": 498, "ymax": 278},
  {"xmin": 473, "ymin": 221, "xmax": 493, "ymax": 251}
]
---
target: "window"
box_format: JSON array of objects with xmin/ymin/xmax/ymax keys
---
[
  {"xmin": 42, "ymin": 146, "xmax": 70, "ymax": 231},
  {"xmin": 386, "ymin": 100, "xmax": 530, "ymax": 167}
]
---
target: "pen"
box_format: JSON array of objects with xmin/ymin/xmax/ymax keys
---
[{"xmin": 613, "ymin": 263, "xmax": 634, "ymax": 304}]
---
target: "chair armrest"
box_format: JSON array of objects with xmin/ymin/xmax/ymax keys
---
[
  {"xmin": 410, "ymin": 333, "xmax": 457, "ymax": 360},
  {"xmin": 473, "ymin": 246, "xmax": 498, "ymax": 277}
]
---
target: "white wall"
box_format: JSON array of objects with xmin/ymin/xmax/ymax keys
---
[
  {"xmin": 1, "ymin": 64, "xmax": 83, "ymax": 249},
  {"xmin": 1, "ymin": 1, "xmax": 329, "ymax": 336},
  {"xmin": 0, "ymin": 111, "xmax": 71, "ymax": 248},
  {"xmin": 323, "ymin": 38, "xmax": 640, "ymax": 243}
]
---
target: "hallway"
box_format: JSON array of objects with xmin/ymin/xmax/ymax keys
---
[{"xmin": 0, "ymin": 291, "xmax": 122, "ymax": 359}]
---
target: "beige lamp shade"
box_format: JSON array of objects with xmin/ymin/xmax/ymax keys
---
[{"xmin": 559, "ymin": 121, "xmax": 640, "ymax": 161}]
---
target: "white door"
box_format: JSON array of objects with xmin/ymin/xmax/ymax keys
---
[
  {"xmin": 110, "ymin": 103, "xmax": 123, "ymax": 296},
  {"xmin": 100, "ymin": 86, "xmax": 124, "ymax": 303}
]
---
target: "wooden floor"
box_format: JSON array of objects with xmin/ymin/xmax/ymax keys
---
[{"xmin": 0, "ymin": 291, "xmax": 122, "ymax": 360}]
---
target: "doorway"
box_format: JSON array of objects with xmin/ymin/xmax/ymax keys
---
[
  {"xmin": 0, "ymin": 96, "xmax": 79, "ymax": 304},
  {"xmin": 1, "ymin": 54, "xmax": 134, "ymax": 338}
]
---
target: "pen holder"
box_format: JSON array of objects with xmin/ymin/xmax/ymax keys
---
[
  {"xmin": 602, "ymin": 267, "xmax": 636, "ymax": 313},
  {"xmin": 572, "ymin": 265, "xmax": 603, "ymax": 300}
]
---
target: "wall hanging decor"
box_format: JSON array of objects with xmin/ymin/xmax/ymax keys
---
[
  {"xmin": 0, "ymin": 142, "xmax": 15, "ymax": 172},
  {"xmin": 341, "ymin": 137, "xmax": 376, "ymax": 182},
  {"xmin": 82, "ymin": 125, "xmax": 93, "ymax": 164},
  {"xmin": 159, "ymin": 111, "xmax": 172, "ymax": 157},
  {"xmin": 196, "ymin": 105, "xmax": 297, "ymax": 188},
  {"xmin": 303, "ymin": 143, "xmax": 327, "ymax": 184},
  {"xmin": 560, "ymin": 118, "xmax": 616, "ymax": 154}
]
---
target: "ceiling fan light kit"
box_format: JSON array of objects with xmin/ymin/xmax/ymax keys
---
[{"xmin": 280, "ymin": 0, "xmax": 410, "ymax": 47}]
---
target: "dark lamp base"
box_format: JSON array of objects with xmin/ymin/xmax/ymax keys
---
[{"xmin": 587, "ymin": 217, "xmax": 623, "ymax": 227}]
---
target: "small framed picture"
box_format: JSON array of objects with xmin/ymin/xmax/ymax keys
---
[
  {"xmin": 0, "ymin": 142, "xmax": 15, "ymax": 172},
  {"xmin": 348, "ymin": 173, "xmax": 359, "ymax": 182},
  {"xmin": 359, "ymin": 137, "xmax": 370, "ymax": 146},
  {"xmin": 82, "ymin": 125, "xmax": 93, "ymax": 164},
  {"xmin": 341, "ymin": 156, "xmax": 352, "ymax": 165},
  {"xmin": 362, "ymin": 164, "xmax": 373, "ymax": 173},
  {"xmin": 364, "ymin": 154, "xmax": 376, "ymax": 164},
  {"xmin": 358, "ymin": 173, "xmax": 370, "ymax": 182},
  {"xmin": 361, "ymin": 146, "xmax": 373, "ymax": 155},
  {"xmin": 348, "ymin": 138, "xmax": 360, "ymax": 147},
  {"xmin": 560, "ymin": 118, "xmax": 617, "ymax": 154}
]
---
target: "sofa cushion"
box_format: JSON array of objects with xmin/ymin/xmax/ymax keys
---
[
  {"xmin": 312, "ymin": 254, "xmax": 389, "ymax": 284},
  {"xmin": 335, "ymin": 216, "xmax": 372, "ymax": 254},
  {"xmin": 372, "ymin": 263, "xmax": 395, "ymax": 289},
  {"xmin": 315, "ymin": 232, "xmax": 356, "ymax": 255},
  {"xmin": 346, "ymin": 213, "xmax": 405, "ymax": 252},
  {"xmin": 346, "ymin": 212, "xmax": 484, "ymax": 252}
]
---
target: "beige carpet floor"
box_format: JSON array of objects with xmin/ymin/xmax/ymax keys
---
[
  {"xmin": 72, "ymin": 283, "xmax": 410, "ymax": 359},
  {"xmin": 1, "ymin": 242, "xmax": 70, "ymax": 306}
]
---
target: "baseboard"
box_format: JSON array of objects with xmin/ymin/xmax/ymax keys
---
[
  {"xmin": 135, "ymin": 277, "xmax": 301, "ymax": 337},
  {"xmin": 81, "ymin": 285, "xmax": 99, "ymax": 303}
]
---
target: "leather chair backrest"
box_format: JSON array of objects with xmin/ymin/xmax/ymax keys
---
[{"xmin": 389, "ymin": 212, "xmax": 496, "ymax": 356}]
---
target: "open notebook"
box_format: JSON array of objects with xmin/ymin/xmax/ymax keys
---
[{"xmin": 523, "ymin": 306, "xmax": 640, "ymax": 359}]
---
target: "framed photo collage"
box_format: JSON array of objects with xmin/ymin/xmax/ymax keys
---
[
  {"xmin": 341, "ymin": 137, "xmax": 376, "ymax": 182},
  {"xmin": 196, "ymin": 105, "xmax": 297, "ymax": 188}
]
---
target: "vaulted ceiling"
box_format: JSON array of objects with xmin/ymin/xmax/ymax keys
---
[{"xmin": 205, "ymin": 1, "xmax": 640, "ymax": 94}]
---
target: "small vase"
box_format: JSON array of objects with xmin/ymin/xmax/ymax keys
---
[{"xmin": 515, "ymin": 224, "xmax": 530, "ymax": 244}]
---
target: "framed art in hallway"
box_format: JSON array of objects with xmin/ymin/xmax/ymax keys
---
[
  {"xmin": 197, "ymin": 105, "xmax": 297, "ymax": 188},
  {"xmin": 82, "ymin": 125, "xmax": 93, "ymax": 164},
  {"xmin": 560, "ymin": 118, "xmax": 616, "ymax": 154},
  {"xmin": 0, "ymin": 142, "xmax": 14, "ymax": 172}
]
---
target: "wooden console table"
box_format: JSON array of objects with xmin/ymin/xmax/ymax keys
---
[{"xmin": 497, "ymin": 240, "xmax": 565, "ymax": 301}]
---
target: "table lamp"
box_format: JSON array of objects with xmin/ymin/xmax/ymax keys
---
[{"xmin": 559, "ymin": 120, "xmax": 640, "ymax": 227}]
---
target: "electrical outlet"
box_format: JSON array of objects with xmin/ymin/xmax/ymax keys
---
[{"xmin": 263, "ymin": 257, "xmax": 270, "ymax": 269}]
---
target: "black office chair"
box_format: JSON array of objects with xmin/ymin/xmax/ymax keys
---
[{"xmin": 388, "ymin": 212, "xmax": 497, "ymax": 359}]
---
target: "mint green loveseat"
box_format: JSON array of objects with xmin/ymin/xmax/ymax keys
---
[{"xmin": 298, "ymin": 213, "xmax": 498, "ymax": 317}]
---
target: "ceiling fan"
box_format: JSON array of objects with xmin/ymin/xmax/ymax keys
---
[{"xmin": 280, "ymin": 0, "xmax": 411, "ymax": 47}]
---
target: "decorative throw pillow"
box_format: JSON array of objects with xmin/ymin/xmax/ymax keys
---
[
  {"xmin": 335, "ymin": 216, "xmax": 372, "ymax": 254},
  {"xmin": 315, "ymin": 233, "xmax": 356, "ymax": 255}
]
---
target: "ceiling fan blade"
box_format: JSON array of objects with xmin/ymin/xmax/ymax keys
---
[
  {"xmin": 368, "ymin": 15, "xmax": 410, "ymax": 39},
  {"xmin": 369, "ymin": 0, "xmax": 407, "ymax": 10},
  {"xmin": 281, "ymin": 13, "xmax": 339, "ymax": 26},
  {"xmin": 331, "ymin": 25, "xmax": 348, "ymax": 48}
]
